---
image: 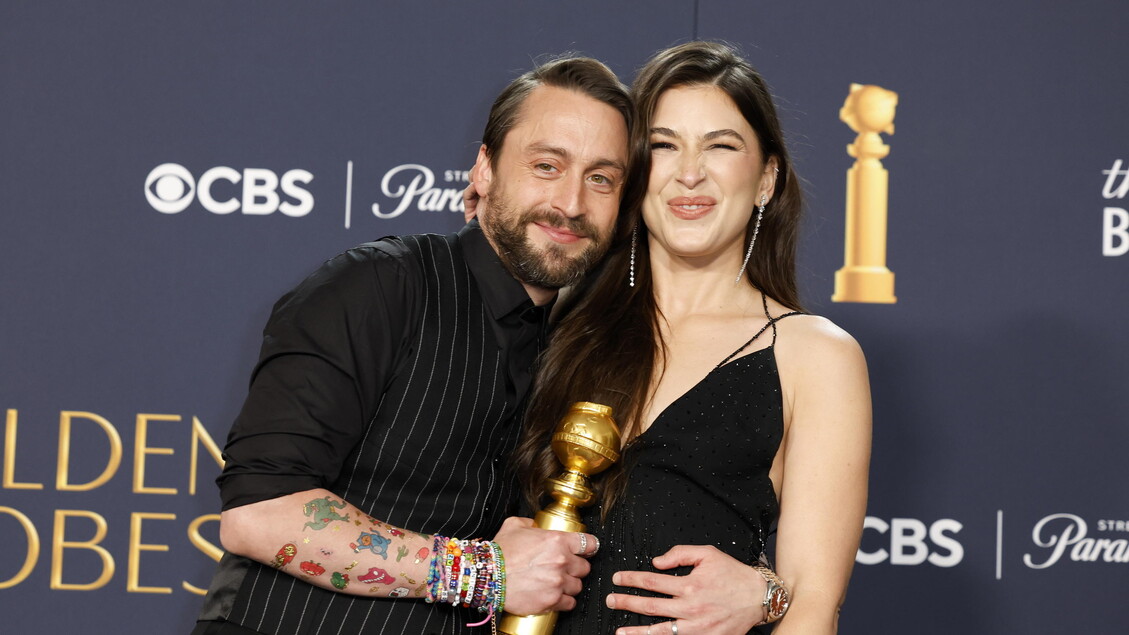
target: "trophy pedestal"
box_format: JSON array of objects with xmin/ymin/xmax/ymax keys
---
[
  {"xmin": 832, "ymin": 266, "xmax": 896, "ymax": 303},
  {"xmin": 499, "ymin": 610, "xmax": 560, "ymax": 635}
]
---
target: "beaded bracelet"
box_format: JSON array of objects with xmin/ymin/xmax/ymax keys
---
[
  {"xmin": 472, "ymin": 541, "xmax": 491, "ymax": 607},
  {"xmin": 489, "ymin": 541, "xmax": 506, "ymax": 613},
  {"xmin": 425, "ymin": 535, "xmax": 444, "ymax": 603},
  {"xmin": 425, "ymin": 535, "xmax": 506, "ymax": 623},
  {"xmin": 448, "ymin": 539, "xmax": 463, "ymax": 605}
]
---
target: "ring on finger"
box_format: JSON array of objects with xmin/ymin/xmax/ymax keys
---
[{"xmin": 671, "ymin": 621, "xmax": 679, "ymax": 635}]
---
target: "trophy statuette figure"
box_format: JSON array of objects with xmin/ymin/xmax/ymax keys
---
[
  {"xmin": 833, "ymin": 82, "xmax": 899, "ymax": 304},
  {"xmin": 498, "ymin": 401, "xmax": 621, "ymax": 635}
]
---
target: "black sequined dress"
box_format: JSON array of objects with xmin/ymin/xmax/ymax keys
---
[{"xmin": 555, "ymin": 312, "xmax": 800, "ymax": 634}]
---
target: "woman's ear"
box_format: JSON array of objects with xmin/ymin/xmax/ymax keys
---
[{"xmin": 760, "ymin": 156, "xmax": 780, "ymax": 204}]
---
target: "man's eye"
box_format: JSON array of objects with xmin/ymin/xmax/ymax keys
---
[
  {"xmin": 535, "ymin": 163, "xmax": 557, "ymax": 172},
  {"xmin": 710, "ymin": 143, "xmax": 738, "ymax": 151},
  {"xmin": 650, "ymin": 141, "xmax": 675, "ymax": 151},
  {"xmin": 590, "ymin": 174, "xmax": 610, "ymax": 185}
]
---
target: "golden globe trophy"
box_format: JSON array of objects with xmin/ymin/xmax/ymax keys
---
[
  {"xmin": 498, "ymin": 401, "xmax": 621, "ymax": 635},
  {"xmin": 833, "ymin": 83, "xmax": 899, "ymax": 304}
]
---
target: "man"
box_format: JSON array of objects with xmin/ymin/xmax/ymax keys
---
[{"xmin": 191, "ymin": 57, "xmax": 635, "ymax": 634}]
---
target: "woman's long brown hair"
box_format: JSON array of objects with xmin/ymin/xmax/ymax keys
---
[{"xmin": 514, "ymin": 41, "xmax": 806, "ymax": 516}]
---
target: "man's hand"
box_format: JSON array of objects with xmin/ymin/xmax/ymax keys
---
[{"xmin": 492, "ymin": 516, "xmax": 598, "ymax": 615}]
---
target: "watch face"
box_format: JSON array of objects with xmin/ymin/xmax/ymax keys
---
[{"xmin": 768, "ymin": 586, "xmax": 789, "ymax": 618}]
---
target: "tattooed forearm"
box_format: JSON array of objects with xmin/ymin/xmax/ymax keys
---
[{"xmin": 220, "ymin": 488, "xmax": 439, "ymax": 599}]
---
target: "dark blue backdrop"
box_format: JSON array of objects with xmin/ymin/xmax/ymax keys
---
[{"xmin": 2, "ymin": 2, "xmax": 1127, "ymax": 632}]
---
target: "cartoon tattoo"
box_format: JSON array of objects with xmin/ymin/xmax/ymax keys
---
[
  {"xmin": 396, "ymin": 545, "xmax": 409, "ymax": 561},
  {"xmin": 389, "ymin": 586, "xmax": 410, "ymax": 598},
  {"xmin": 413, "ymin": 547, "xmax": 430, "ymax": 564},
  {"xmin": 357, "ymin": 567, "xmax": 396, "ymax": 585},
  {"xmin": 330, "ymin": 572, "xmax": 350, "ymax": 590},
  {"xmin": 272, "ymin": 543, "xmax": 297, "ymax": 569},
  {"xmin": 302, "ymin": 496, "xmax": 350, "ymax": 531},
  {"xmin": 398, "ymin": 573, "xmax": 417, "ymax": 585},
  {"xmin": 350, "ymin": 530, "xmax": 391, "ymax": 558},
  {"xmin": 299, "ymin": 561, "xmax": 326, "ymax": 576},
  {"xmin": 388, "ymin": 528, "xmax": 404, "ymax": 538},
  {"xmin": 345, "ymin": 560, "xmax": 358, "ymax": 571}
]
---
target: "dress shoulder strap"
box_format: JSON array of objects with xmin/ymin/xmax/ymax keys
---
[{"xmin": 714, "ymin": 291, "xmax": 805, "ymax": 369}]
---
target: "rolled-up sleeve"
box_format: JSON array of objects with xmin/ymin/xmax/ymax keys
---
[{"xmin": 217, "ymin": 243, "xmax": 414, "ymax": 510}]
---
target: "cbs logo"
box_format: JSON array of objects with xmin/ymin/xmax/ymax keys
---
[
  {"xmin": 856, "ymin": 517, "xmax": 964, "ymax": 567},
  {"xmin": 145, "ymin": 163, "xmax": 314, "ymax": 216}
]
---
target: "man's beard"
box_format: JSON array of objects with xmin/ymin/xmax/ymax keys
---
[{"xmin": 480, "ymin": 189, "xmax": 612, "ymax": 290}]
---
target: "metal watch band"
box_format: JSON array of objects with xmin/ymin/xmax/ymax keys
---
[{"xmin": 751, "ymin": 564, "xmax": 790, "ymax": 623}]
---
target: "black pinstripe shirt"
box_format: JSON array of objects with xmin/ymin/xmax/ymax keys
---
[{"xmin": 196, "ymin": 220, "xmax": 549, "ymax": 634}]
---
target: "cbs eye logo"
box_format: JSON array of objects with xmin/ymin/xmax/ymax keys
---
[{"xmin": 144, "ymin": 163, "xmax": 314, "ymax": 216}]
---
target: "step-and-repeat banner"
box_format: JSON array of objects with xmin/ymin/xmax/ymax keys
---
[{"xmin": 2, "ymin": 2, "xmax": 1126, "ymax": 632}]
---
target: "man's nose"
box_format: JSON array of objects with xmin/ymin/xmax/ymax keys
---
[{"xmin": 549, "ymin": 175, "xmax": 585, "ymax": 218}]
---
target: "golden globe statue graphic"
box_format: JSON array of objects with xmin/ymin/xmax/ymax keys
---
[
  {"xmin": 833, "ymin": 83, "xmax": 899, "ymax": 304},
  {"xmin": 498, "ymin": 402, "xmax": 621, "ymax": 635}
]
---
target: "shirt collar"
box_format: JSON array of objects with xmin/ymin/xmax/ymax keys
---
[{"xmin": 459, "ymin": 219, "xmax": 547, "ymax": 321}]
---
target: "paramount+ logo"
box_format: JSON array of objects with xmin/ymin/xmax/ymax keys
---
[
  {"xmin": 144, "ymin": 163, "xmax": 314, "ymax": 217},
  {"xmin": 855, "ymin": 511, "xmax": 1129, "ymax": 576}
]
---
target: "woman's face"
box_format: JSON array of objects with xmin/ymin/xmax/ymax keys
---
[{"xmin": 642, "ymin": 84, "xmax": 776, "ymax": 268}]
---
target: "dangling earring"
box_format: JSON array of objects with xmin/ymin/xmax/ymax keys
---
[
  {"xmin": 629, "ymin": 224, "xmax": 638, "ymax": 287},
  {"xmin": 735, "ymin": 194, "xmax": 767, "ymax": 284}
]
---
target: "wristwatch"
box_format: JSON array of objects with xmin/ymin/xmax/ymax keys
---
[{"xmin": 751, "ymin": 564, "xmax": 790, "ymax": 623}]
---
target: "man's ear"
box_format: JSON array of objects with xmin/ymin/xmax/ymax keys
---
[
  {"xmin": 465, "ymin": 144, "xmax": 492, "ymax": 222},
  {"xmin": 473, "ymin": 145, "xmax": 493, "ymax": 194}
]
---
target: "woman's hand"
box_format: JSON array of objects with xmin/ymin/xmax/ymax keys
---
[{"xmin": 606, "ymin": 545, "xmax": 767, "ymax": 635}]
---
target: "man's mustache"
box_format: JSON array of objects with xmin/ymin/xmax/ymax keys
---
[{"xmin": 518, "ymin": 209, "xmax": 600, "ymax": 241}]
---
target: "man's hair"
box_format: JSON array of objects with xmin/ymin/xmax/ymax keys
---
[{"xmin": 481, "ymin": 56, "xmax": 632, "ymax": 164}]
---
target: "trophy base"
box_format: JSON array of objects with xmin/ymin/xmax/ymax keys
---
[
  {"xmin": 498, "ymin": 611, "xmax": 558, "ymax": 635},
  {"xmin": 832, "ymin": 266, "xmax": 896, "ymax": 304}
]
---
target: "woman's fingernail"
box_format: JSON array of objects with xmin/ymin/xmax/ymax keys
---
[
  {"xmin": 612, "ymin": 572, "xmax": 621, "ymax": 585},
  {"xmin": 606, "ymin": 594, "xmax": 616, "ymax": 608}
]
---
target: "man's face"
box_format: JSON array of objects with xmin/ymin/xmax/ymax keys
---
[{"xmin": 474, "ymin": 85, "xmax": 628, "ymax": 290}]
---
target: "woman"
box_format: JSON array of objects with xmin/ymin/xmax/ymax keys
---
[{"xmin": 515, "ymin": 41, "xmax": 872, "ymax": 635}]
